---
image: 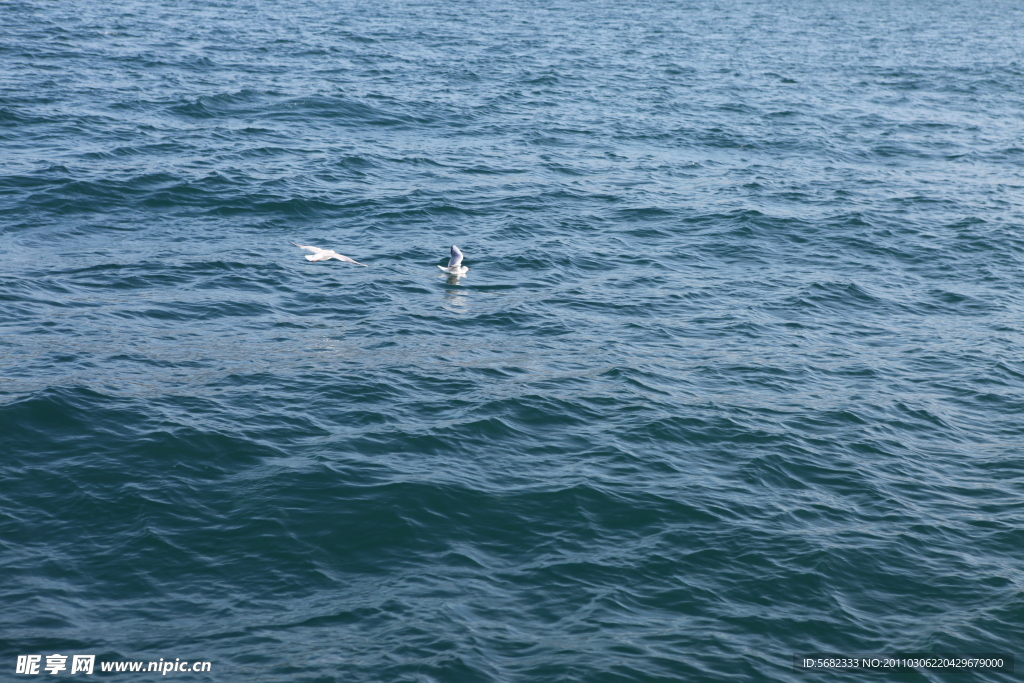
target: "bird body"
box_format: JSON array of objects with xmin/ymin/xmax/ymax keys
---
[
  {"xmin": 290, "ymin": 242, "xmax": 367, "ymax": 266},
  {"xmin": 438, "ymin": 245, "xmax": 469, "ymax": 275}
]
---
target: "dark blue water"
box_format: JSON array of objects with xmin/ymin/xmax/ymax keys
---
[{"xmin": 3, "ymin": 0, "xmax": 1023, "ymax": 680}]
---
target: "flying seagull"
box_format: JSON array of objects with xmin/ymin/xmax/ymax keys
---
[
  {"xmin": 290, "ymin": 242, "xmax": 367, "ymax": 266},
  {"xmin": 438, "ymin": 245, "xmax": 469, "ymax": 275}
]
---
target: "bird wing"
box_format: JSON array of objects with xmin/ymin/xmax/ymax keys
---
[
  {"xmin": 448, "ymin": 245, "xmax": 464, "ymax": 268},
  {"xmin": 329, "ymin": 252, "xmax": 367, "ymax": 266},
  {"xmin": 292, "ymin": 242, "xmax": 366, "ymax": 265}
]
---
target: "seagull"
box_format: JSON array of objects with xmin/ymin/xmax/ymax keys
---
[
  {"xmin": 290, "ymin": 242, "xmax": 367, "ymax": 266},
  {"xmin": 438, "ymin": 245, "xmax": 469, "ymax": 275}
]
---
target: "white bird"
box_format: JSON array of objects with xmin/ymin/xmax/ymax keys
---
[
  {"xmin": 290, "ymin": 242, "xmax": 367, "ymax": 266},
  {"xmin": 438, "ymin": 245, "xmax": 469, "ymax": 275}
]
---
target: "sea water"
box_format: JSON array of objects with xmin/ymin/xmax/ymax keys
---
[{"xmin": 2, "ymin": 0, "xmax": 1023, "ymax": 680}]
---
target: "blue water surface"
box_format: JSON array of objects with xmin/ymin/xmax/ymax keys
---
[{"xmin": 2, "ymin": 0, "xmax": 1023, "ymax": 680}]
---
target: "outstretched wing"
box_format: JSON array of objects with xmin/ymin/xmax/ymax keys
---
[
  {"xmin": 448, "ymin": 245, "xmax": 464, "ymax": 268},
  {"xmin": 330, "ymin": 252, "xmax": 367, "ymax": 266},
  {"xmin": 292, "ymin": 242, "xmax": 366, "ymax": 265}
]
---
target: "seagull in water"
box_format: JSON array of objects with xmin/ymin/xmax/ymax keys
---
[
  {"xmin": 290, "ymin": 242, "xmax": 367, "ymax": 266},
  {"xmin": 438, "ymin": 245, "xmax": 469, "ymax": 276}
]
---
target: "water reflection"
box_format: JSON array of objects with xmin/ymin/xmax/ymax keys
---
[
  {"xmin": 441, "ymin": 273, "xmax": 469, "ymax": 307},
  {"xmin": 443, "ymin": 273, "xmax": 467, "ymax": 287}
]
